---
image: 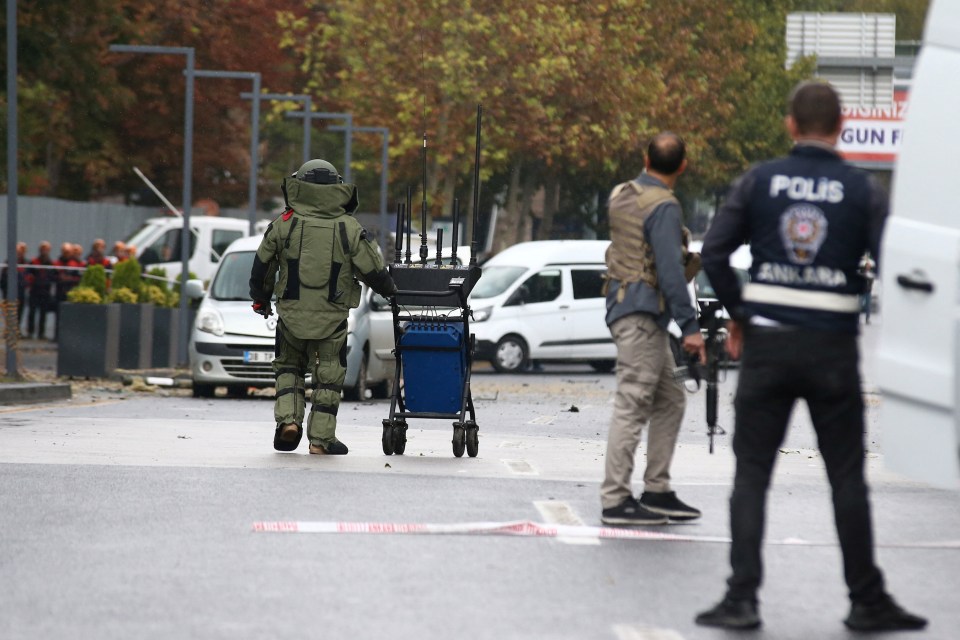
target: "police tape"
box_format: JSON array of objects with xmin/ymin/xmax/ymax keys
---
[
  {"xmin": 252, "ymin": 520, "xmax": 732, "ymax": 542},
  {"xmin": 250, "ymin": 520, "xmax": 960, "ymax": 549}
]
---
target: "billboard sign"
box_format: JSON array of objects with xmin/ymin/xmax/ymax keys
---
[{"xmin": 838, "ymin": 90, "xmax": 909, "ymax": 164}]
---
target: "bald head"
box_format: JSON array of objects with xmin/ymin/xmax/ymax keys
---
[{"xmin": 647, "ymin": 132, "xmax": 686, "ymax": 176}]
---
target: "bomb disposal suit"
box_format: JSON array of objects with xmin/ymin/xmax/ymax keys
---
[{"xmin": 249, "ymin": 160, "xmax": 397, "ymax": 454}]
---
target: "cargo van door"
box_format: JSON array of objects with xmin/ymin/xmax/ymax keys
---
[
  {"xmin": 876, "ymin": 4, "xmax": 960, "ymax": 489},
  {"xmin": 564, "ymin": 266, "xmax": 615, "ymax": 359}
]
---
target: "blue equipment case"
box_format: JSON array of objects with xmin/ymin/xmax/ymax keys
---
[{"xmin": 382, "ymin": 262, "xmax": 482, "ymax": 458}]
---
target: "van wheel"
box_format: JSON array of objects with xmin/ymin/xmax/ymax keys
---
[
  {"xmin": 589, "ymin": 360, "xmax": 616, "ymax": 373},
  {"xmin": 344, "ymin": 349, "xmax": 370, "ymax": 401},
  {"xmin": 492, "ymin": 335, "xmax": 528, "ymax": 373}
]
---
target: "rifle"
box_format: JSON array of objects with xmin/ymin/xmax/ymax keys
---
[{"xmin": 672, "ymin": 298, "xmax": 728, "ymax": 453}]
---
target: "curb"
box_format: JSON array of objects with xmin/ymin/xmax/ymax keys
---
[{"xmin": 0, "ymin": 382, "xmax": 72, "ymax": 405}]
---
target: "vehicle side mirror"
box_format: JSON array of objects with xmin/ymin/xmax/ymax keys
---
[{"xmin": 185, "ymin": 279, "xmax": 205, "ymax": 300}]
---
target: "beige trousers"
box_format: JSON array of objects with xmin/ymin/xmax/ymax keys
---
[{"xmin": 600, "ymin": 313, "xmax": 686, "ymax": 509}]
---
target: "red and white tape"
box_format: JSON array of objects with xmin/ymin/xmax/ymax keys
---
[
  {"xmin": 251, "ymin": 520, "xmax": 960, "ymax": 549},
  {"xmin": 252, "ymin": 520, "xmax": 731, "ymax": 543}
]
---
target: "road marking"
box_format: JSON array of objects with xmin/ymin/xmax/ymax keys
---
[
  {"xmin": 498, "ymin": 440, "xmax": 523, "ymax": 449},
  {"xmin": 612, "ymin": 624, "xmax": 685, "ymax": 640},
  {"xmin": 534, "ymin": 500, "xmax": 599, "ymax": 546},
  {"xmin": 502, "ymin": 459, "xmax": 538, "ymax": 475},
  {"xmin": 527, "ymin": 415, "xmax": 556, "ymax": 425},
  {"xmin": 0, "ymin": 399, "xmax": 122, "ymax": 414}
]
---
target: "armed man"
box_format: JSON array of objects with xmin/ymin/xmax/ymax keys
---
[{"xmin": 249, "ymin": 159, "xmax": 397, "ymax": 455}]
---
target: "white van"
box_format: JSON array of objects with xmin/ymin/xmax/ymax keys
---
[
  {"xmin": 876, "ymin": 0, "xmax": 960, "ymax": 488},
  {"xmin": 123, "ymin": 216, "xmax": 250, "ymax": 282},
  {"xmin": 469, "ymin": 240, "xmax": 615, "ymax": 372}
]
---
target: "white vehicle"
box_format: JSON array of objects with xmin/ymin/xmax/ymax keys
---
[
  {"xmin": 876, "ymin": 0, "xmax": 960, "ymax": 488},
  {"xmin": 469, "ymin": 240, "xmax": 615, "ymax": 373},
  {"xmin": 186, "ymin": 235, "xmax": 391, "ymax": 400},
  {"xmin": 122, "ymin": 216, "xmax": 250, "ymax": 282}
]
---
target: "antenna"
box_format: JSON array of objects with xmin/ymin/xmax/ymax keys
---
[
  {"xmin": 419, "ymin": 133, "xmax": 429, "ymax": 265},
  {"xmin": 394, "ymin": 200, "xmax": 404, "ymax": 264},
  {"xmin": 469, "ymin": 104, "xmax": 483, "ymax": 266},
  {"xmin": 450, "ymin": 198, "xmax": 460, "ymax": 265},
  {"xmin": 435, "ymin": 228, "xmax": 443, "ymax": 266},
  {"xmin": 405, "ymin": 185, "xmax": 413, "ymax": 264}
]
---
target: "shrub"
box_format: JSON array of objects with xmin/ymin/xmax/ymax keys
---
[
  {"xmin": 108, "ymin": 286, "xmax": 139, "ymax": 304},
  {"xmin": 66, "ymin": 286, "xmax": 103, "ymax": 304},
  {"xmin": 146, "ymin": 267, "xmax": 170, "ymax": 293},
  {"xmin": 142, "ymin": 284, "xmax": 168, "ymax": 306},
  {"xmin": 78, "ymin": 264, "xmax": 108, "ymax": 298},
  {"xmin": 112, "ymin": 258, "xmax": 143, "ymax": 294}
]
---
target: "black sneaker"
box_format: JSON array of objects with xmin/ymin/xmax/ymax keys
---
[
  {"xmin": 844, "ymin": 594, "xmax": 927, "ymax": 631},
  {"xmin": 695, "ymin": 597, "xmax": 762, "ymax": 630},
  {"xmin": 601, "ymin": 496, "xmax": 668, "ymax": 525},
  {"xmin": 639, "ymin": 491, "xmax": 702, "ymax": 521}
]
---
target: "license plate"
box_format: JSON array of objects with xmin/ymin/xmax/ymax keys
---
[{"xmin": 244, "ymin": 351, "xmax": 274, "ymax": 364}]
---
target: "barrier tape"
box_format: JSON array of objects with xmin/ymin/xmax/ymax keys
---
[{"xmin": 251, "ymin": 520, "xmax": 960, "ymax": 549}]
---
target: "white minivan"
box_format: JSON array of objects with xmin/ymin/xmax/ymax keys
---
[
  {"xmin": 469, "ymin": 240, "xmax": 615, "ymax": 372},
  {"xmin": 876, "ymin": 0, "xmax": 960, "ymax": 489}
]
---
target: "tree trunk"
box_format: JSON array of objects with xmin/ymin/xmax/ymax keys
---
[
  {"xmin": 493, "ymin": 161, "xmax": 523, "ymax": 255},
  {"xmin": 539, "ymin": 173, "xmax": 560, "ymax": 240}
]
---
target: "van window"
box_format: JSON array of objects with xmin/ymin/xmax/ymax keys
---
[
  {"xmin": 140, "ymin": 228, "xmax": 196, "ymax": 267},
  {"xmin": 471, "ymin": 266, "xmax": 527, "ymax": 299},
  {"xmin": 212, "ymin": 229, "xmax": 244, "ymax": 262},
  {"xmin": 571, "ymin": 269, "xmax": 605, "ymax": 299},
  {"xmin": 210, "ymin": 251, "xmax": 256, "ymax": 301},
  {"xmin": 516, "ymin": 269, "xmax": 562, "ymax": 305}
]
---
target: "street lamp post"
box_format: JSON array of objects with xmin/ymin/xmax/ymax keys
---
[
  {"xmin": 109, "ymin": 44, "xmax": 195, "ymax": 365},
  {"xmin": 5, "ymin": 0, "xmax": 19, "ymax": 377},
  {"xmin": 190, "ymin": 70, "xmax": 261, "ymax": 236},
  {"xmin": 284, "ymin": 110, "xmax": 353, "ymax": 183},
  {"xmin": 240, "ymin": 93, "xmax": 313, "ymax": 165},
  {"xmin": 330, "ymin": 125, "xmax": 390, "ymax": 254}
]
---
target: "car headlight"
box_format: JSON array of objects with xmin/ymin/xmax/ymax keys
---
[
  {"xmin": 196, "ymin": 308, "xmax": 225, "ymax": 337},
  {"xmin": 472, "ymin": 306, "xmax": 493, "ymax": 322}
]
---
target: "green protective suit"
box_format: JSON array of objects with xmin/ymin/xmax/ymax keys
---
[{"xmin": 249, "ymin": 177, "xmax": 396, "ymax": 448}]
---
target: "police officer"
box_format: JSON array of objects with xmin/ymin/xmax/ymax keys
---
[
  {"xmin": 249, "ymin": 159, "xmax": 397, "ymax": 455},
  {"xmin": 695, "ymin": 81, "xmax": 926, "ymax": 632}
]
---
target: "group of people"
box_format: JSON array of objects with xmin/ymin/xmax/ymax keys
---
[
  {"xmin": 242, "ymin": 82, "xmax": 924, "ymax": 632},
  {"xmin": 0, "ymin": 238, "xmax": 134, "ymax": 340},
  {"xmin": 599, "ymin": 81, "xmax": 926, "ymax": 633}
]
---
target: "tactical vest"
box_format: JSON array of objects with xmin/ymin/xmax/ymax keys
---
[{"xmin": 605, "ymin": 180, "xmax": 695, "ymax": 303}]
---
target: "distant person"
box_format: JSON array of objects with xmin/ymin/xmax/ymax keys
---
[
  {"xmin": 86, "ymin": 238, "xmax": 111, "ymax": 268},
  {"xmin": 1, "ymin": 241, "xmax": 29, "ymax": 332},
  {"xmin": 858, "ymin": 253, "xmax": 876, "ymax": 324},
  {"xmin": 249, "ymin": 159, "xmax": 396, "ymax": 455},
  {"xmin": 696, "ymin": 81, "xmax": 926, "ymax": 632},
  {"xmin": 53, "ymin": 243, "xmax": 83, "ymax": 339},
  {"xmin": 26, "ymin": 241, "xmax": 55, "ymax": 340},
  {"xmin": 112, "ymin": 241, "xmax": 128, "ymax": 261},
  {"xmin": 600, "ymin": 132, "xmax": 705, "ymax": 526}
]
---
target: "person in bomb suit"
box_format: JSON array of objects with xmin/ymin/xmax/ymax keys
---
[{"xmin": 249, "ymin": 159, "xmax": 397, "ymax": 455}]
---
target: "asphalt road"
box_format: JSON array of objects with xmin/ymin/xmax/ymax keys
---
[{"xmin": 0, "ymin": 322, "xmax": 957, "ymax": 639}]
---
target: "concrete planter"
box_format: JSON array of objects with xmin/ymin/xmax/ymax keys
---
[
  {"xmin": 150, "ymin": 307, "xmax": 180, "ymax": 369},
  {"xmin": 117, "ymin": 303, "xmax": 155, "ymax": 370},
  {"xmin": 56, "ymin": 303, "xmax": 120, "ymax": 378}
]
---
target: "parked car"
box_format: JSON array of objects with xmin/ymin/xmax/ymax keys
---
[
  {"xmin": 468, "ymin": 240, "xmax": 615, "ymax": 373},
  {"xmin": 186, "ymin": 235, "xmax": 391, "ymax": 399}
]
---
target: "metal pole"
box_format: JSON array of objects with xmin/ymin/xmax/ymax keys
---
[
  {"xmin": 109, "ymin": 44, "xmax": 196, "ymax": 366},
  {"xmin": 330, "ymin": 125, "xmax": 389, "ymax": 254},
  {"xmin": 240, "ymin": 92, "xmax": 313, "ymax": 167},
  {"xmin": 284, "ymin": 110, "xmax": 353, "ymax": 182},
  {"xmin": 181, "ymin": 51, "xmax": 194, "ymax": 366},
  {"xmin": 5, "ymin": 0, "xmax": 19, "ymax": 378},
  {"xmin": 192, "ymin": 70, "xmax": 261, "ymax": 236}
]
